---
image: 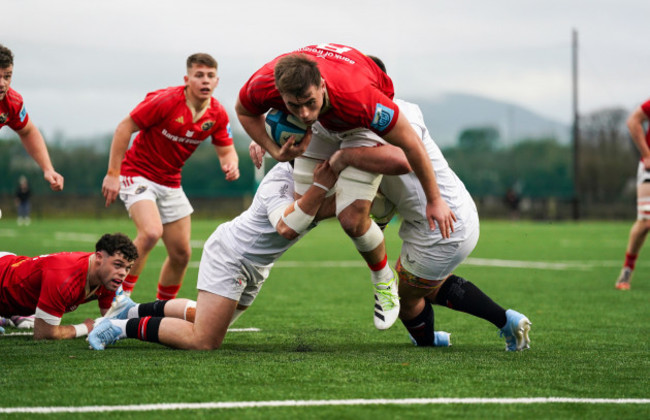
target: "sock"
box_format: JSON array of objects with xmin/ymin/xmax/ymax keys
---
[
  {"xmin": 401, "ymin": 302, "xmax": 435, "ymax": 346},
  {"xmin": 125, "ymin": 317, "xmax": 163, "ymax": 343},
  {"xmin": 432, "ymin": 275, "xmax": 507, "ymax": 329},
  {"xmin": 122, "ymin": 274, "xmax": 139, "ymax": 293},
  {"xmin": 368, "ymin": 254, "xmax": 392, "ymax": 284},
  {"xmin": 112, "ymin": 319, "xmax": 128, "ymax": 339},
  {"xmin": 624, "ymin": 253, "xmax": 638, "ymax": 270},
  {"xmin": 138, "ymin": 300, "xmax": 168, "ymax": 317},
  {"xmin": 157, "ymin": 283, "xmax": 181, "ymax": 300}
]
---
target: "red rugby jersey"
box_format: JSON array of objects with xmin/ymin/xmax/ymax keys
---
[
  {"xmin": 121, "ymin": 86, "xmax": 234, "ymax": 188},
  {"xmin": 0, "ymin": 87, "xmax": 29, "ymax": 131},
  {"xmin": 0, "ymin": 252, "xmax": 114, "ymax": 320},
  {"xmin": 239, "ymin": 43, "xmax": 400, "ymax": 135}
]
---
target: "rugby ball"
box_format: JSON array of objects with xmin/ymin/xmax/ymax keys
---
[{"xmin": 265, "ymin": 109, "xmax": 308, "ymax": 146}]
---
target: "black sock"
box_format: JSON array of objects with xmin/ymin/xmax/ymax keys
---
[
  {"xmin": 138, "ymin": 300, "xmax": 167, "ymax": 317},
  {"xmin": 400, "ymin": 302, "xmax": 435, "ymax": 346},
  {"xmin": 431, "ymin": 275, "xmax": 507, "ymax": 329},
  {"xmin": 125, "ymin": 317, "xmax": 163, "ymax": 343}
]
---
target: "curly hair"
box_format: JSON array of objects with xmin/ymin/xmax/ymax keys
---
[
  {"xmin": 95, "ymin": 233, "xmax": 139, "ymax": 262},
  {"xmin": 0, "ymin": 44, "xmax": 14, "ymax": 69}
]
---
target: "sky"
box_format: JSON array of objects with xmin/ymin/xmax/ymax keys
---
[{"xmin": 2, "ymin": 0, "xmax": 649, "ymax": 141}]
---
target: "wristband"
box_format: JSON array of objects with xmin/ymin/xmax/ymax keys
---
[
  {"xmin": 73, "ymin": 323, "xmax": 89, "ymax": 338},
  {"xmin": 312, "ymin": 182, "xmax": 330, "ymax": 192}
]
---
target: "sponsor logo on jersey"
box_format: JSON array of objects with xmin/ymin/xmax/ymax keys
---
[
  {"xmin": 175, "ymin": 116, "xmax": 184, "ymax": 124},
  {"xmin": 19, "ymin": 105, "xmax": 27, "ymax": 122},
  {"xmin": 279, "ymin": 183, "xmax": 289, "ymax": 198},
  {"xmin": 201, "ymin": 121, "xmax": 214, "ymax": 131},
  {"xmin": 185, "ymin": 130, "xmax": 194, "ymax": 137},
  {"xmin": 0, "ymin": 113, "xmax": 7, "ymax": 124},
  {"xmin": 161, "ymin": 128, "xmax": 202, "ymax": 145},
  {"xmin": 226, "ymin": 123, "xmax": 232, "ymax": 138},
  {"xmin": 135, "ymin": 186, "xmax": 147, "ymax": 195},
  {"xmin": 371, "ymin": 103, "xmax": 394, "ymax": 132}
]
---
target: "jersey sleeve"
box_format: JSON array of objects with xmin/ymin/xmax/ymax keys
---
[
  {"xmin": 210, "ymin": 105, "xmax": 235, "ymax": 147},
  {"xmin": 130, "ymin": 88, "xmax": 171, "ymax": 129},
  {"xmin": 35, "ymin": 272, "xmax": 70, "ymax": 319},
  {"xmin": 238, "ymin": 64, "xmax": 280, "ymax": 116},
  {"xmin": 5, "ymin": 90, "xmax": 30, "ymax": 131},
  {"xmin": 366, "ymin": 89, "xmax": 400, "ymax": 135},
  {"xmin": 260, "ymin": 164, "xmax": 296, "ymax": 220}
]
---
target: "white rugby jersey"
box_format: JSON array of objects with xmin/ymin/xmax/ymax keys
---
[
  {"xmin": 379, "ymin": 100, "xmax": 477, "ymax": 245},
  {"xmin": 212, "ymin": 162, "xmax": 305, "ymax": 266}
]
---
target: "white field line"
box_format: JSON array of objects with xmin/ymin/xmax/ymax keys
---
[
  {"xmin": 1, "ymin": 328, "xmax": 260, "ymax": 338},
  {"xmin": 1, "ymin": 397, "xmax": 649, "ymax": 414}
]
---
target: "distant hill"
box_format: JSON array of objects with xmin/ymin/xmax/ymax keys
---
[{"xmin": 404, "ymin": 92, "xmax": 571, "ymax": 148}]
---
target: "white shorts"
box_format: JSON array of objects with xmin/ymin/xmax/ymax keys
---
[
  {"xmin": 399, "ymin": 212, "xmax": 480, "ymax": 281},
  {"xmin": 119, "ymin": 176, "xmax": 193, "ymax": 225},
  {"xmin": 0, "ymin": 252, "xmax": 16, "ymax": 259},
  {"xmin": 636, "ymin": 162, "xmax": 650, "ymax": 220},
  {"xmin": 196, "ymin": 225, "xmax": 270, "ymax": 306}
]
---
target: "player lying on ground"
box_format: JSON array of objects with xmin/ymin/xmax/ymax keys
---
[
  {"xmin": 0, "ymin": 233, "xmax": 138, "ymax": 340},
  {"xmin": 88, "ymin": 158, "xmax": 341, "ymax": 350}
]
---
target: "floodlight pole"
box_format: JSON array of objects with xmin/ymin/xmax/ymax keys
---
[{"xmin": 572, "ymin": 28, "xmax": 580, "ymax": 220}]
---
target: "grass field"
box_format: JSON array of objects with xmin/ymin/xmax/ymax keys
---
[{"xmin": 1, "ymin": 217, "xmax": 649, "ymax": 419}]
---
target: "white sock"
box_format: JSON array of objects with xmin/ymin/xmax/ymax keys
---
[{"xmin": 127, "ymin": 304, "xmax": 139, "ymax": 319}]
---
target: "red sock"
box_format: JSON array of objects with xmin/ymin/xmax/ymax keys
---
[
  {"xmin": 368, "ymin": 254, "xmax": 388, "ymax": 272},
  {"xmin": 122, "ymin": 274, "xmax": 139, "ymax": 293},
  {"xmin": 624, "ymin": 253, "xmax": 638, "ymax": 270},
  {"xmin": 157, "ymin": 283, "xmax": 181, "ymax": 300}
]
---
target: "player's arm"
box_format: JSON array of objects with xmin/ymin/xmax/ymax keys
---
[
  {"xmin": 214, "ymin": 144, "xmax": 240, "ymax": 181},
  {"xmin": 329, "ymin": 144, "xmax": 411, "ymax": 175},
  {"xmin": 15, "ymin": 120, "xmax": 64, "ymax": 191},
  {"xmin": 235, "ymin": 98, "xmax": 310, "ymax": 162},
  {"xmin": 274, "ymin": 161, "xmax": 337, "ymax": 240},
  {"xmin": 627, "ymin": 106, "xmax": 650, "ymax": 169},
  {"xmin": 33, "ymin": 316, "xmax": 94, "ymax": 341},
  {"xmin": 102, "ymin": 116, "xmax": 140, "ymax": 207},
  {"xmin": 382, "ymin": 112, "xmax": 456, "ymax": 237}
]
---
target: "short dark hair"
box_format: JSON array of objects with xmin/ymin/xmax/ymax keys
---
[
  {"xmin": 96, "ymin": 233, "xmax": 138, "ymax": 261},
  {"xmin": 187, "ymin": 53, "xmax": 218, "ymax": 71},
  {"xmin": 367, "ymin": 55, "xmax": 387, "ymax": 74},
  {"xmin": 0, "ymin": 44, "xmax": 14, "ymax": 69},
  {"xmin": 274, "ymin": 54, "xmax": 321, "ymax": 97}
]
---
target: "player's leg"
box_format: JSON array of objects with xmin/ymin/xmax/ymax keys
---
[
  {"xmin": 617, "ymin": 167, "xmax": 650, "ymax": 290},
  {"xmin": 118, "ymin": 176, "xmax": 165, "ymax": 295},
  {"xmin": 158, "ymin": 215, "xmax": 192, "ymax": 300}
]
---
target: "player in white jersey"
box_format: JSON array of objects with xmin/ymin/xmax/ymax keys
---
[
  {"xmin": 88, "ymin": 159, "xmax": 338, "ymax": 350},
  {"xmin": 330, "ymin": 90, "xmax": 532, "ymax": 351}
]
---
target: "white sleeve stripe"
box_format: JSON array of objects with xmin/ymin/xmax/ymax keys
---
[{"xmin": 35, "ymin": 308, "xmax": 62, "ymax": 326}]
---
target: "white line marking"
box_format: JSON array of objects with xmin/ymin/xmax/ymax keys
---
[
  {"xmin": 2, "ymin": 397, "xmax": 649, "ymax": 413},
  {"xmin": 1, "ymin": 332, "xmax": 33, "ymax": 336}
]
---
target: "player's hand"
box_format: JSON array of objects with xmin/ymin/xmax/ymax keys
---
[
  {"xmin": 275, "ymin": 128, "xmax": 312, "ymax": 162},
  {"xmin": 102, "ymin": 174, "xmax": 121, "ymax": 207},
  {"xmin": 328, "ymin": 149, "xmax": 349, "ymax": 175},
  {"xmin": 222, "ymin": 162, "xmax": 240, "ymax": 181},
  {"xmin": 249, "ymin": 141, "xmax": 266, "ymax": 169},
  {"xmin": 44, "ymin": 170, "xmax": 64, "ymax": 191},
  {"xmin": 84, "ymin": 318, "xmax": 95, "ymax": 333},
  {"xmin": 426, "ymin": 197, "xmax": 457, "ymax": 238},
  {"xmin": 313, "ymin": 161, "xmax": 337, "ymax": 191}
]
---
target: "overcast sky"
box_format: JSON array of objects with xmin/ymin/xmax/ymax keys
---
[{"xmin": 2, "ymin": 0, "xmax": 649, "ymax": 140}]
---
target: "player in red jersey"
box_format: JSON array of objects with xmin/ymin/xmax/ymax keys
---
[
  {"xmin": 102, "ymin": 53, "xmax": 239, "ymax": 300},
  {"xmin": 0, "ymin": 44, "xmax": 64, "ymax": 191},
  {"xmin": 236, "ymin": 43, "xmax": 455, "ymax": 330},
  {"xmin": 0, "ymin": 233, "xmax": 138, "ymax": 340},
  {"xmin": 615, "ymin": 99, "xmax": 650, "ymax": 290}
]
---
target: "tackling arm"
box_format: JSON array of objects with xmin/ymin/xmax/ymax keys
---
[{"xmin": 16, "ymin": 120, "xmax": 64, "ymax": 191}]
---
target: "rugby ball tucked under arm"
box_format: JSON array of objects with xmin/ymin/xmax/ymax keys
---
[{"xmin": 265, "ymin": 109, "xmax": 308, "ymax": 146}]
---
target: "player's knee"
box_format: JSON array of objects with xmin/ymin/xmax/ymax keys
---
[
  {"xmin": 168, "ymin": 246, "xmax": 191, "ymax": 267},
  {"xmin": 337, "ymin": 201, "xmax": 370, "ymax": 237},
  {"xmin": 137, "ymin": 227, "xmax": 163, "ymax": 250}
]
